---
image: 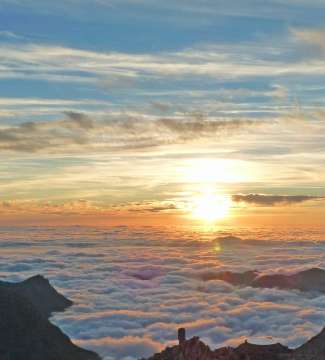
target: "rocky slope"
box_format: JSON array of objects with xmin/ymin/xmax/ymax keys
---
[
  {"xmin": 0, "ymin": 275, "xmax": 100, "ymax": 360},
  {"xmin": 294, "ymin": 327, "xmax": 325, "ymax": 359}
]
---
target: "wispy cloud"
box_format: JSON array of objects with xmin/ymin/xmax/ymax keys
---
[
  {"xmin": 0, "ymin": 111, "xmax": 276, "ymax": 153},
  {"xmin": 0, "ymin": 199, "xmax": 179, "ymax": 217},
  {"xmin": 0, "ymin": 97, "xmax": 111, "ymax": 119},
  {"xmin": 1, "ymin": 35, "xmax": 325, "ymax": 86},
  {"xmin": 0, "ymin": 30, "xmax": 22, "ymax": 39},
  {"xmin": 2, "ymin": 0, "xmax": 325, "ymax": 23},
  {"xmin": 292, "ymin": 28, "xmax": 325, "ymax": 52}
]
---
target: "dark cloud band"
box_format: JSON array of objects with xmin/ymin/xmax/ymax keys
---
[{"xmin": 232, "ymin": 193, "xmax": 323, "ymax": 206}]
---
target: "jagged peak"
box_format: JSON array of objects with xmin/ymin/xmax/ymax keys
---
[
  {"xmin": 1, "ymin": 274, "xmax": 72, "ymax": 318},
  {"xmin": 23, "ymin": 274, "xmax": 49, "ymax": 284}
]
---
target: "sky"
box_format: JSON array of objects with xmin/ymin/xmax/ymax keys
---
[{"xmin": 1, "ymin": 0, "xmax": 325, "ymax": 226}]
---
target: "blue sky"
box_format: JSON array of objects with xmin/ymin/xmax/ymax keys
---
[
  {"xmin": 1, "ymin": 0, "xmax": 325, "ymax": 115},
  {"xmin": 1, "ymin": 0, "xmax": 325, "ymax": 225}
]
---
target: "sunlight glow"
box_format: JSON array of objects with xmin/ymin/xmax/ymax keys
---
[
  {"xmin": 182, "ymin": 159, "xmax": 250, "ymax": 184},
  {"xmin": 191, "ymin": 190, "xmax": 232, "ymax": 222}
]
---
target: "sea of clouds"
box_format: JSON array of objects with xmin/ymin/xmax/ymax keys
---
[{"xmin": 1, "ymin": 225, "xmax": 325, "ymax": 359}]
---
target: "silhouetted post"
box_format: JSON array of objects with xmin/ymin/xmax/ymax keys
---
[{"xmin": 178, "ymin": 328, "xmax": 186, "ymax": 345}]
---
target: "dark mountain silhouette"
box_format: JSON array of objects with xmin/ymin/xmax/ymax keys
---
[
  {"xmin": 200, "ymin": 268, "xmax": 325, "ymax": 294},
  {"xmin": 253, "ymin": 268, "xmax": 325, "ymax": 293},
  {"xmin": 5, "ymin": 271, "xmax": 325, "ymax": 360},
  {"xmin": 294, "ymin": 327, "xmax": 325, "ymax": 359},
  {"xmin": 200, "ymin": 270, "xmax": 258, "ymax": 286},
  {"xmin": 0, "ymin": 275, "xmax": 100, "ymax": 360},
  {"xmin": 235, "ymin": 341, "xmax": 292, "ymax": 360},
  {"xmin": 0, "ymin": 274, "xmax": 72, "ymax": 318},
  {"xmin": 144, "ymin": 327, "xmax": 325, "ymax": 360}
]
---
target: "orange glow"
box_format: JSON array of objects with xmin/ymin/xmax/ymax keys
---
[{"xmin": 190, "ymin": 190, "xmax": 232, "ymax": 222}]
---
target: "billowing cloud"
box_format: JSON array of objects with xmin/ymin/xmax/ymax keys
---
[
  {"xmin": 2, "ymin": 227, "xmax": 325, "ymax": 360},
  {"xmin": 76, "ymin": 336, "xmax": 162, "ymax": 360}
]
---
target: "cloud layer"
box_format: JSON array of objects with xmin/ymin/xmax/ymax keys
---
[{"xmin": 2, "ymin": 226, "xmax": 325, "ymax": 359}]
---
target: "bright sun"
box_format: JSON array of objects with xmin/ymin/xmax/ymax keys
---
[
  {"xmin": 179, "ymin": 158, "xmax": 237, "ymax": 222},
  {"xmin": 191, "ymin": 191, "xmax": 231, "ymax": 222}
]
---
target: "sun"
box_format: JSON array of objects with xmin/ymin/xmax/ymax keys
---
[
  {"xmin": 191, "ymin": 191, "xmax": 231, "ymax": 222},
  {"xmin": 178, "ymin": 158, "xmax": 237, "ymax": 222}
]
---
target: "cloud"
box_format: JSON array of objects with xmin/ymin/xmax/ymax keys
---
[
  {"xmin": 0, "ymin": 30, "xmax": 22, "ymax": 40},
  {"xmin": 3, "ymin": 0, "xmax": 325, "ymax": 24},
  {"xmin": 0, "ymin": 199, "xmax": 103, "ymax": 216},
  {"xmin": 150, "ymin": 102, "xmax": 173, "ymax": 113},
  {"xmin": 62, "ymin": 112, "xmax": 96, "ymax": 130},
  {"xmin": 127, "ymin": 202, "xmax": 178, "ymax": 213},
  {"xmin": 98, "ymin": 73, "xmax": 137, "ymax": 89},
  {"xmin": 76, "ymin": 335, "xmax": 162, "ymax": 360},
  {"xmin": 3, "ymin": 227, "xmax": 325, "ymax": 360},
  {"xmin": 0, "ymin": 97, "xmax": 111, "ymax": 120},
  {"xmin": 0, "ymin": 111, "xmax": 274, "ymax": 153},
  {"xmin": 292, "ymin": 28, "xmax": 325, "ymax": 51},
  {"xmin": 0, "ymin": 199, "xmax": 179, "ymax": 217},
  {"xmin": 1, "ymin": 35, "xmax": 325, "ymax": 87},
  {"xmin": 232, "ymin": 194, "xmax": 324, "ymax": 206}
]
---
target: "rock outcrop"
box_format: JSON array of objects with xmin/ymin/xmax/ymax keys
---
[
  {"xmin": 145, "ymin": 327, "xmax": 325, "ymax": 360},
  {"xmin": 235, "ymin": 341, "xmax": 292, "ymax": 360},
  {"xmin": 0, "ymin": 275, "xmax": 100, "ymax": 360},
  {"xmin": 147, "ymin": 335, "xmax": 222, "ymax": 360}
]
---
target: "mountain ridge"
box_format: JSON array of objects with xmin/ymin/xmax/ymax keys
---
[
  {"xmin": 200, "ymin": 267, "xmax": 325, "ymax": 293},
  {"xmin": 0, "ymin": 275, "xmax": 100, "ymax": 360},
  {"xmin": 0, "ymin": 274, "xmax": 73, "ymax": 318}
]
